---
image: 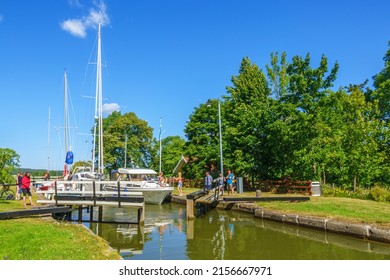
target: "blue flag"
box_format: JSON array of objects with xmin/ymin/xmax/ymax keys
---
[{"xmin": 65, "ymin": 151, "xmax": 74, "ymax": 164}]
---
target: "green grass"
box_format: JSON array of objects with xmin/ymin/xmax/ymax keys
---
[
  {"xmin": 0, "ymin": 186, "xmax": 121, "ymax": 260},
  {"xmin": 255, "ymin": 196, "xmax": 390, "ymax": 228},
  {"xmin": 0, "ymin": 186, "xmax": 38, "ymax": 211},
  {"xmin": 0, "ymin": 218, "xmax": 121, "ymax": 260},
  {"xmin": 0, "ymin": 218, "xmax": 120, "ymax": 260}
]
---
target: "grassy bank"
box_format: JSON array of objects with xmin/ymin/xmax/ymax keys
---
[
  {"xmin": 255, "ymin": 196, "xmax": 390, "ymax": 229},
  {"xmin": 0, "ymin": 186, "xmax": 121, "ymax": 260},
  {"xmin": 0, "ymin": 218, "xmax": 121, "ymax": 260}
]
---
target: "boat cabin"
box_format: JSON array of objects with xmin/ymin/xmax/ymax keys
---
[{"xmin": 110, "ymin": 168, "xmax": 158, "ymax": 182}]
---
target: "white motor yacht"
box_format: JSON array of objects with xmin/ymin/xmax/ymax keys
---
[{"xmin": 104, "ymin": 168, "xmax": 173, "ymax": 204}]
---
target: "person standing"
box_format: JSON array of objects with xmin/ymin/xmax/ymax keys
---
[
  {"xmin": 216, "ymin": 173, "xmax": 224, "ymax": 195},
  {"xmin": 204, "ymin": 171, "xmax": 213, "ymax": 192},
  {"xmin": 158, "ymin": 171, "xmax": 164, "ymax": 187},
  {"xmin": 15, "ymin": 172, "xmax": 22, "ymax": 200},
  {"xmin": 226, "ymin": 170, "xmax": 235, "ymax": 195},
  {"xmin": 21, "ymin": 172, "xmax": 34, "ymax": 207},
  {"xmin": 44, "ymin": 171, "xmax": 50, "ymax": 181},
  {"xmin": 176, "ymin": 172, "xmax": 184, "ymax": 196}
]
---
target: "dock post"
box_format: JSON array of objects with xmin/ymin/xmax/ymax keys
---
[
  {"xmin": 138, "ymin": 204, "xmax": 145, "ymax": 225},
  {"xmin": 186, "ymin": 197, "xmax": 195, "ymax": 220},
  {"xmin": 138, "ymin": 225, "xmax": 145, "ymax": 244},
  {"xmin": 186, "ymin": 219, "xmax": 194, "ymax": 239},
  {"xmin": 89, "ymin": 206, "xmax": 94, "ymax": 222},
  {"xmin": 78, "ymin": 206, "xmax": 82, "ymax": 222},
  {"xmin": 66, "ymin": 210, "xmax": 72, "ymax": 221},
  {"xmin": 98, "ymin": 206, "xmax": 103, "ymax": 222}
]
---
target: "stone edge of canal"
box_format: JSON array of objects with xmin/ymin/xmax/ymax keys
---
[{"xmin": 170, "ymin": 195, "xmax": 390, "ymax": 245}]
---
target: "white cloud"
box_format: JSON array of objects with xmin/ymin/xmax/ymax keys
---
[
  {"xmin": 61, "ymin": 19, "xmax": 86, "ymax": 38},
  {"xmin": 67, "ymin": 0, "xmax": 82, "ymax": 7},
  {"xmin": 102, "ymin": 103, "xmax": 120, "ymax": 115},
  {"xmin": 61, "ymin": 0, "xmax": 110, "ymax": 38}
]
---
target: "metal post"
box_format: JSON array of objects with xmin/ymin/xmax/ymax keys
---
[
  {"xmin": 218, "ymin": 100, "xmax": 224, "ymax": 192},
  {"xmin": 117, "ymin": 181, "xmax": 121, "ymax": 208},
  {"xmin": 54, "ymin": 180, "xmax": 58, "ymax": 206},
  {"xmin": 93, "ymin": 181, "xmax": 96, "ymax": 207}
]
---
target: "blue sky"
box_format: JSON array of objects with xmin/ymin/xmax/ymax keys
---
[{"xmin": 0, "ymin": 0, "xmax": 389, "ymax": 170}]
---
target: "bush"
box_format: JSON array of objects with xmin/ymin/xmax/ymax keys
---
[
  {"xmin": 369, "ymin": 186, "xmax": 390, "ymax": 202},
  {"xmin": 322, "ymin": 185, "xmax": 390, "ymax": 202}
]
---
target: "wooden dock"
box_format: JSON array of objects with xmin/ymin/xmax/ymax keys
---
[
  {"xmin": 0, "ymin": 206, "xmax": 72, "ymax": 220},
  {"xmin": 186, "ymin": 189, "xmax": 220, "ymax": 219}
]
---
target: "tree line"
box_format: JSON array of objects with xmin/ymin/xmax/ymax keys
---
[
  {"xmin": 1, "ymin": 43, "xmax": 389, "ymax": 189},
  {"xmin": 184, "ymin": 47, "xmax": 389, "ymax": 189}
]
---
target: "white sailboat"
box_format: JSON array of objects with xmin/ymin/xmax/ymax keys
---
[
  {"xmin": 92, "ymin": 22, "xmax": 104, "ymax": 176},
  {"xmin": 72, "ymin": 23, "xmax": 104, "ymax": 181},
  {"xmin": 90, "ymin": 23, "xmax": 173, "ymax": 203}
]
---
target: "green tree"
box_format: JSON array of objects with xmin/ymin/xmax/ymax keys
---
[
  {"xmin": 341, "ymin": 86, "xmax": 385, "ymax": 189},
  {"xmin": 225, "ymin": 57, "xmax": 273, "ymax": 177},
  {"xmin": 277, "ymin": 54, "xmax": 339, "ymax": 180},
  {"xmin": 266, "ymin": 51, "xmax": 289, "ymax": 99},
  {"xmin": 152, "ymin": 136, "xmax": 186, "ymax": 177},
  {"xmin": 372, "ymin": 41, "xmax": 390, "ymax": 124},
  {"xmin": 0, "ymin": 148, "xmax": 20, "ymax": 183},
  {"xmin": 100, "ymin": 112, "xmax": 155, "ymax": 171},
  {"xmin": 283, "ymin": 53, "xmax": 339, "ymax": 113},
  {"xmin": 370, "ymin": 41, "xmax": 390, "ymax": 186},
  {"xmin": 184, "ymin": 102, "xmax": 219, "ymax": 179}
]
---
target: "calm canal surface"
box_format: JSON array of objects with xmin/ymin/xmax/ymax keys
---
[{"xmin": 73, "ymin": 203, "xmax": 390, "ymax": 260}]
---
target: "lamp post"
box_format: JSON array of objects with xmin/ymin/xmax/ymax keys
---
[
  {"xmin": 217, "ymin": 100, "xmax": 224, "ymax": 179},
  {"xmin": 207, "ymin": 99, "xmax": 224, "ymax": 179}
]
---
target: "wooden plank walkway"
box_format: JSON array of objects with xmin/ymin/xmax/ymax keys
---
[
  {"xmin": 186, "ymin": 189, "xmax": 220, "ymax": 219},
  {"xmin": 0, "ymin": 206, "xmax": 72, "ymax": 220}
]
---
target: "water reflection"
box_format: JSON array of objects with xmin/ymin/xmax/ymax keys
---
[{"xmin": 74, "ymin": 203, "xmax": 390, "ymax": 260}]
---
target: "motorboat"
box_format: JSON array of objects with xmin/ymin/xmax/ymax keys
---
[{"xmin": 104, "ymin": 168, "xmax": 173, "ymax": 204}]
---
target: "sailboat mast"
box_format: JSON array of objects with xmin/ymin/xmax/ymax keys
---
[
  {"xmin": 96, "ymin": 22, "xmax": 104, "ymax": 174},
  {"xmin": 64, "ymin": 70, "xmax": 69, "ymax": 158},
  {"xmin": 47, "ymin": 107, "xmax": 51, "ymax": 172},
  {"xmin": 159, "ymin": 118, "xmax": 162, "ymax": 173},
  {"xmin": 124, "ymin": 134, "xmax": 127, "ymax": 168}
]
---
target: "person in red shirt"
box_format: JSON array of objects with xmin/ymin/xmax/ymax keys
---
[{"xmin": 21, "ymin": 172, "xmax": 34, "ymax": 207}]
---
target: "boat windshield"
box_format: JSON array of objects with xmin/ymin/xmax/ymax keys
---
[{"xmin": 116, "ymin": 173, "xmax": 156, "ymax": 182}]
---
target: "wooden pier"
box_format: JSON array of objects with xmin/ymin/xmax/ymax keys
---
[
  {"xmin": 186, "ymin": 189, "xmax": 220, "ymax": 219},
  {"xmin": 37, "ymin": 180, "xmax": 145, "ymax": 224},
  {"xmin": 0, "ymin": 206, "xmax": 72, "ymax": 220}
]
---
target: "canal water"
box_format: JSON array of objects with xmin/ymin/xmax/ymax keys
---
[{"xmin": 73, "ymin": 203, "xmax": 390, "ymax": 260}]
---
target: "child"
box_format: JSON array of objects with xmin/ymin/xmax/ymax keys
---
[{"xmin": 176, "ymin": 172, "xmax": 183, "ymax": 196}]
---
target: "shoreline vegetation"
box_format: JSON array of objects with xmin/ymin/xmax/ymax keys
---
[{"xmin": 1, "ymin": 186, "xmax": 390, "ymax": 260}]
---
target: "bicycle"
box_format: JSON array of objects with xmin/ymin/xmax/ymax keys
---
[{"xmin": 0, "ymin": 183, "xmax": 15, "ymax": 200}]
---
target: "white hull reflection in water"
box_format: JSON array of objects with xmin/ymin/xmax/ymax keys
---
[{"xmin": 76, "ymin": 204, "xmax": 390, "ymax": 260}]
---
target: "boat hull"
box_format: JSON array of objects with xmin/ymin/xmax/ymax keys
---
[{"xmin": 104, "ymin": 185, "xmax": 173, "ymax": 204}]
